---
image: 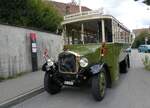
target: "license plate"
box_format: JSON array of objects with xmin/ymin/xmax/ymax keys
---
[{"xmin": 64, "ymin": 81, "xmax": 74, "ymax": 85}]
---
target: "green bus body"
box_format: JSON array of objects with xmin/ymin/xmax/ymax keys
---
[
  {"xmin": 61, "ymin": 10, "xmax": 133, "ymax": 84},
  {"xmin": 65, "ymin": 43, "xmax": 128, "ymax": 82}
]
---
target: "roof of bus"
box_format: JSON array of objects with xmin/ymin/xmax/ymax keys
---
[{"xmin": 62, "ymin": 10, "xmax": 130, "ymax": 32}]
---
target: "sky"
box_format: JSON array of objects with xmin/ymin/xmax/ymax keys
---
[{"xmin": 51, "ymin": 0, "xmax": 150, "ymax": 30}]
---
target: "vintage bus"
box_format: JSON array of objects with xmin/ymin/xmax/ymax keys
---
[{"xmin": 42, "ymin": 10, "xmax": 133, "ymax": 101}]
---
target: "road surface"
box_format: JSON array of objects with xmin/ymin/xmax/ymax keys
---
[{"xmin": 11, "ymin": 50, "xmax": 150, "ymax": 108}]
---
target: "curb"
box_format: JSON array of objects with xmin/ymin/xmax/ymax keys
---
[{"xmin": 0, "ymin": 86, "xmax": 44, "ymax": 108}]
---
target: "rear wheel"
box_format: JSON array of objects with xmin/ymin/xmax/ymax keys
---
[
  {"xmin": 44, "ymin": 72, "xmax": 61, "ymax": 94},
  {"xmin": 92, "ymin": 68, "xmax": 107, "ymax": 101},
  {"xmin": 120, "ymin": 57, "xmax": 128, "ymax": 73},
  {"xmin": 127, "ymin": 55, "xmax": 130, "ymax": 68}
]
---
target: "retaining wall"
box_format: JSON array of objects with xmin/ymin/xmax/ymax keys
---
[{"xmin": 0, "ymin": 24, "xmax": 63, "ymax": 78}]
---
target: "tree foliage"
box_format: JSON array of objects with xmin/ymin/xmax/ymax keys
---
[
  {"xmin": 143, "ymin": 0, "xmax": 150, "ymax": 5},
  {"xmin": 0, "ymin": 0, "xmax": 63, "ymax": 32},
  {"xmin": 135, "ymin": 0, "xmax": 150, "ymax": 5},
  {"xmin": 132, "ymin": 31, "xmax": 150, "ymax": 48}
]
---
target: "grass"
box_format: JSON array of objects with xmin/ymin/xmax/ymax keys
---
[{"xmin": 142, "ymin": 55, "xmax": 150, "ymax": 71}]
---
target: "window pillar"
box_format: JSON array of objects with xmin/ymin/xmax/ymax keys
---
[
  {"xmin": 81, "ymin": 23, "xmax": 84, "ymax": 44},
  {"xmin": 63, "ymin": 25, "xmax": 67, "ymax": 44},
  {"xmin": 101, "ymin": 19, "xmax": 105, "ymax": 42}
]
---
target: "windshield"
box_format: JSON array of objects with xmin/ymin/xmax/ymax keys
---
[{"xmin": 63, "ymin": 19, "xmax": 113, "ymax": 45}]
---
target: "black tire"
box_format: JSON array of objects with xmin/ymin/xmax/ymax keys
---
[
  {"xmin": 120, "ymin": 57, "xmax": 128, "ymax": 73},
  {"xmin": 92, "ymin": 68, "xmax": 107, "ymax": 101},
  {"xmin": 44, "ymin": 72, "xmax": 61, "ymax": 94},
  {"xmin": 127, "ymin": 55, "xmax": 130, "ymax": 68}
]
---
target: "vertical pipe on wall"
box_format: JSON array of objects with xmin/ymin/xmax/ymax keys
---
[{"xmin": 30, "ymin": 32, "xmax": 38, "ymax": 72}]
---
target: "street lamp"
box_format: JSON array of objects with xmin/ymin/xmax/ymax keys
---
[{"xmin": 78, "ymin": 0, "xmax": 81, "ymax": 13}]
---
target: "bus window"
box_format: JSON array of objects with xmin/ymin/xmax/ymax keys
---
[
  {"xmin": 83, "ymin": 21, "xmax": 102, "ymax": 44},
  {"xmin": 84, "ymin": 33, "xmax": 98, "ymax": 44},
  {"xmin": 65, "ymin": 19, "xmax": 116, "ymax": 44},
  {"xmin": 65, "ymin": 20, "xmax": 102, "ymax": 45},
  {"xmin": 104, "ymin": 19, "xmax": 113, "ymax": 42}
]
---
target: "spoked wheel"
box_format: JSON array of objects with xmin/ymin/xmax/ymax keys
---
[
  {"xmin": 44, "ymin": 72, "xmax": 62, "ymax": 94},
  {"xmin": 92, "ymin": 68, "xmax": 107, "ymax": 101}
]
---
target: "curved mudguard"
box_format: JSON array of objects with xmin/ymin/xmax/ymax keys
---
[
  {"xmin": 90, "ymin": 63, "xmax": 104, "ymax": 75},
  {"xmin": 42, "ymin": 63, "xmax": 47, "ymax": 71},
  {"xmin": 42, "ymin": 63, "xmax": 54, "ymax": 72}
]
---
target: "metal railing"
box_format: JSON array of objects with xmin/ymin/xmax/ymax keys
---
[{"xmin": 64, "ymin": 9, "xmax": 104, "ymax": 20}]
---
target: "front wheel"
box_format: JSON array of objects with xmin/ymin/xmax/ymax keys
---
[
  {"xmin": 92, "ymin": 68, "xmax": 107, "ymax": 101},
  {"xmin": 44, "ymin": 72, "xmax": 62, "ymax": 94}
]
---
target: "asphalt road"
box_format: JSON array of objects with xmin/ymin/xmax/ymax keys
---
[{"xmin": 11, "ymin": 50, "xmax": 150, "ymax": 108}]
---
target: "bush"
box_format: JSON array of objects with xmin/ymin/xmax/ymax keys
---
[
  {"xmin": 0, "ymin": 0, "xmax": 63, "ymax": 32},
  {"xmin": 132, "ymin": 31, "xmax": 150, "ymax": 48},
  {"xmin": 142, "ymin": 55, "xmax": 150, "ymax": 71}
]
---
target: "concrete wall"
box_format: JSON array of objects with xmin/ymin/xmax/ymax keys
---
[{"xmin": 0, "ymin": 24, "xmax": 63, "ymax": 78}]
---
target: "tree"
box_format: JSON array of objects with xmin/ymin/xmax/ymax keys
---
[
  {"xmin": 135, "ymin": 0, "xmax": 150, "ymax": 5},
  {"xmin": 132, "ymin": 31, "xmax": 150, "ymax": 48},
  {"xmin": 143, "ymin": 0, "xmax": 150, "ymax": 5},
  {"xmin": 0, "ymin": 0, "xmax": 63, "ymax": 32}
]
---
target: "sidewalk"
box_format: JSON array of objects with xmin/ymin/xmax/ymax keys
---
[{"xmin": 0, "ymin": 71, "xmax": 45, "ymax": 107}]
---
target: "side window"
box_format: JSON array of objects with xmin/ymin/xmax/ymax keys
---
[
  {"xmin": 104, "ymin": 19, "xmax": 112, "ymax": 42},
  {"xmin": 112, "ymin": 20, "xmax": 130, "ymax": 43}
]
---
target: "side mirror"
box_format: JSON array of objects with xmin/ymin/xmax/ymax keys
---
[{"xmin": 126, "ymin": 48, "xmax": 131, "ymax": 53}]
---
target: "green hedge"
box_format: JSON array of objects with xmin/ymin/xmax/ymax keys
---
[
  {"xmin": 0, "ymin": 0, "xmax": 63, "ymax": 32},
  {"xmin": 142, "ymin": 55, "xmax": 150, "ymax": 71}
]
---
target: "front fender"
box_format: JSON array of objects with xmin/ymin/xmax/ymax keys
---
[
  {"xmin": 90, "ymin": 63, "xmax": 104, "ymax": 75},
  {"xmin": 42, "ymin": 62, "xmax": 58, "ymax": 73},
  {"xmin": 42, "ymin": 63, "xmax": 47, "ymax": 71}
]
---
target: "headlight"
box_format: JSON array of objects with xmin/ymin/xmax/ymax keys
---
[
  {"xmin": 79, "ymin": 57, "xmax": 88, "ymax": 67},
  {"xmin": 47, "ymin": 59, "xmax": 54, "ymax": 67}
]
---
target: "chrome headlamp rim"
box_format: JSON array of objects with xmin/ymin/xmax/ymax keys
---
[
  {"xmin": 79, "ymin": 57, "xmax": 88, "ymax": 68},
  {"xmin": 47, "ymin": 59, "xmax": 54, "ymax": 67}
]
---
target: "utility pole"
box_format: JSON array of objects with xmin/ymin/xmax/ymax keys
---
[
  {"xmin": 145, "ymin": 37, "xmax": 148, "ymax": 45},
  {"xmin": 79, "ymin": 0, "xmax": 82, "ymax": 13},
  {"xmin": 78, "ymin": 0, "xmax": 84, "ymax": 44},
  {"xmin": 71, "ymin": 0, "xmax": 77, "ymax": 5}
]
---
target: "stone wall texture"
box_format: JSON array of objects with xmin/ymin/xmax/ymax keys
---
[{"xmin": 0, "ymin": 24, "xmax": 63, "ymax": 78}]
